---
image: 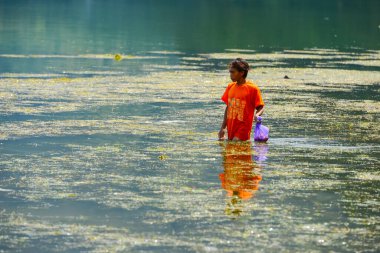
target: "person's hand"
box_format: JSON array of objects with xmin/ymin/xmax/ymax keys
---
[
  {"xmin": 254, "ymin": 115, "xmax": 261, "ymax": 122},
  {"xmin": 218, "ymin": 128, "xmax": 226, "ymax": 140}
]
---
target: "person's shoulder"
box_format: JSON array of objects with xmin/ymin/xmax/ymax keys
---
[
  {"xmin": 226, "ymin": 81, "xmax": 236, "ymax": 88},
  {"xmin": 246, "ymin": 80, "xmax": 260, "ymax": 90}
]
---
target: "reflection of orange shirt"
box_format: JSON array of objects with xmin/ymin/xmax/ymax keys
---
[
  {"xmin": 219, "ymin": 141, "xmax": 262, "ymax": 200},
  {"xmin": 221, "ymin": 81, "xmax": 265, "ymax": 141}
]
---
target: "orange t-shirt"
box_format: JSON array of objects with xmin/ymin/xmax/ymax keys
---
[{"xmin": 221, "ymin": 80, "xmax": 265, "ymax": 141}]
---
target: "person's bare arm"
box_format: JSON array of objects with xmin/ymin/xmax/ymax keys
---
[
  {"xmin": 218, "ymin": 106, "xmax": 228, "ymax": 140},
  {"xmin": 254, "ymin": 105, "xmax": 264, "ymax": 121}
]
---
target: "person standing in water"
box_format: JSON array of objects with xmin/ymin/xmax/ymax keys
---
[{"xmin": 219, "ymin": 58, "xmax": 265, "ymax": 141}]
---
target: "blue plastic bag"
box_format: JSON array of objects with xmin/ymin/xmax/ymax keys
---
[{"xmin": 254, "ymin": 116, "xmax": 269, "ymax": 142}]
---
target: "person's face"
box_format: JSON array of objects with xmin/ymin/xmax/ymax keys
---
[{"xmin": 229, "ymin": 67, "xmax": 244, "ymax": 81}]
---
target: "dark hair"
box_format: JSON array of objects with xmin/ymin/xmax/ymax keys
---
[{"xmin": 229, "ymin": 58, "xmax": 250, "ymax": 78}]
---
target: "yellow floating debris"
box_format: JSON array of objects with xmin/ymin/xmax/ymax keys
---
[
  {"xmin": 158, "ymin": 155, "xmax": 168, "ymax": 160},
  {"xmin": 114, "ymin": 54, "xmax": 122, "ymax": 61}
]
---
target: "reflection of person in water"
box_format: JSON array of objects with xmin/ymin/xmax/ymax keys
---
[{"xmin": 219, "ymin": 140, "xmax": 264, "ymax": 216}]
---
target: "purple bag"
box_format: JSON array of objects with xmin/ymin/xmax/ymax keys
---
[{"xmin": 254, "ymin": 116, "xmax": 269, "ymax": 142}]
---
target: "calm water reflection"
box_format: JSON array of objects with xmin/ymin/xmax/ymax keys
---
[{"xmin": 219, "ymin": 140, "xmax": 266, "ymax": 217}]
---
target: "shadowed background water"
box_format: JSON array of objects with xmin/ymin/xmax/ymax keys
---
[{"xmin": 0, "ymin": 0, "xmax": 379, "ymax": 252}]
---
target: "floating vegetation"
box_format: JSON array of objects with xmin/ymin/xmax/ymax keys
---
[
  {"xmin": 158, "ymin": 155, "xmax": 168, "ymax": 160},
  {"xmin": 0, "ymin": 54, "xmax": 163, "ymax": 60},
  {"xmin": 114, "ymin": 54, "xmax": 122, "ymax": 61},
  {"xmin": 0, "ymin": 49, "xmax": 379, "ymax": 252}
]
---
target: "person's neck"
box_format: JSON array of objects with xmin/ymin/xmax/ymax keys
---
[{"xmin": 236, "ymin": 78, "xmax": 246, "ymax": 85}]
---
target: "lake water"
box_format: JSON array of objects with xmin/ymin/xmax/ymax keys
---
[{"xmin": 0, "ymin": 0, "xmax": 379, "ymax": 252}]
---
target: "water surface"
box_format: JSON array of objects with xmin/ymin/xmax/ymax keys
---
[{"xmin": 0, "ymin": 1, "xmax": 379, "ymax": 252}]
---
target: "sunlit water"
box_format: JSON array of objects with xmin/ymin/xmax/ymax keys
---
[{"xmin": 1, "ymin": 1, "xmax": 380, "ymax": 252}]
